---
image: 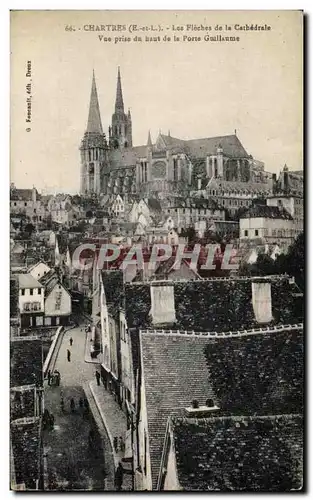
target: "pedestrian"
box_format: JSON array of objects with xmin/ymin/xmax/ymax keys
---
[
  {"xmin": 47, "ymin": 370, "xmax": 51, "ymax": 386},
  {"xmin": 50, "ymin": 413, "xmax": 55, "ymax": 430},
  {"xmin": 67, "ymin": 349, "xmax": 71, "ymax": 362},
  {"xmin": 113, "ymin": 436, "xmax": 118, "ymax": 453},
  {"xmin": 119, "ymin": 436, "xmax": 125, "ymax": 453},
  {"xmin": 70, "ymin": 398, "xmax": 75, "ymax": 413},
  {"xmin": 69, "ymin": 337, "xmax": 73, "ymax": 346},
  {"xmin": 95, "ymin": 370, "xmax": 101, "ymax": 386},
  {"xmin": 54, "ymin": 370, "xmax": 60, "ymax": 386},
  {"xmin": 60, "ymin": 397, "xmax": 65, "ymax": 413},
  {"xmin": 114, "ymin": 462, "xmax": 124, "ymax": 491}
]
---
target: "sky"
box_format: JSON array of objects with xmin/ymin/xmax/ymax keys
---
[{"xmin": 10, "ymin": 10, "xmax": 303, "ymax": 193}]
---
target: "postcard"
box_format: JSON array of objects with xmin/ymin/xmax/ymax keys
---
[{"xmin": 10, "ymin": 10, "xmax": 303, "ymax": 491}]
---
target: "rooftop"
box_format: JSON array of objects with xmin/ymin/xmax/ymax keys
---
[
  {"xmin": 140, "ymin": 324, "xmax": 303, "ymax": 489},
  {"xmin": 167, "ymin": 414, "xmax": 303, "ymax": 491},
  {"xmin": 17, "ymin": 274, "xmax": 43, "ymax": 289}
]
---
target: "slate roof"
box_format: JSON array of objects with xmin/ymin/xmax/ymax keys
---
[
  {"xmin": 140, "ymin": 325, "xmax": 303, "ymax": 489},
  {"xmin": 10, "ymin": 337, "xmax": 43, "ymax": 387},
  {"xmin": 10, "ymin": 278, "xmax": 19, "ymax": 319},
  {"xmin": 170, "ymin": 414, "xmax": 303, "ymax": 491},
  {"xmin": 160, "ymin": 134, "xmax": 249, "ymax": 159},
  {"xmin": 240, "ymin": 205, "xmax": 293, "ymax": 220},
  {"xmin": 125, "ymin": 276, "xmax": 300, "ymax": 335},
  {"xmin": 101, "ymin": 270, "xmax": 124, "ymax": 317},
  {"xmin": 10, "ymin": 188, "xmax": 39, "ymax": 201},
  {"xmin": 10, "ymin": 418, "xmax": 41, "ymax": 489},
  {"xmin": 18, "ymin": 274, "xmax": 43, "ymax": 289},
  {"xmin": 39, "ymin": 269, "xmax": 62, "ymax": 296}
]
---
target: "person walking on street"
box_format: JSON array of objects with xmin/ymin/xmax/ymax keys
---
[
  {"xmin": 95, "ymin": 370, "xmax": 101, "ymax": 386},
  {"xmin": 60, "ymin": 396, "xmax": 65, "ymax": 413},
  {"xmin": 114, "ymin": 462, "xmax": 124, "ymax": 491},
  {"xmin": 113, "ymin": 436, "xmax": 119, "ymax": 453},
  {"xmin": 69, "ymin": 337, "xmax": 73, "ymax": 346},
  {"xmin": 70, "ymin": 398, "xmax": 75, "ymax": 413},
  {"xmin": 67, "ymin": 349, "xmax": 71, "ymax": 362},
  {"xmin": 119, "ymin": 436, "xmax": 125, "ymax": 454},
  {"xmin": 47, "ymin": 370, "xmax": 51, "ymax": 386}
]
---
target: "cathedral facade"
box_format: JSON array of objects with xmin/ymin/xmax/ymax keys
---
[{"xmin": 80, "ymin": 69, "xmax": 272, "ymax": 199}]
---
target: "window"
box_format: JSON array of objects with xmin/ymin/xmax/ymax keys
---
[
  {"xmin": 244, "ymin": 230, "xmax": 248, "ymax": 237},
  {"xmin": 14, "ymin": 202, "xmax": 16, "ymax": 206},
  {"xmin": 30, "ymin": 289, "xmax": 34, "ymax": 295},
  {"xmin": 21, "ymin": 289, "xmax": 25, "ymax": 296},
  {"xmin": 38, "ymin": 288, "xmax": 41, "ymax": 295},
  {"xmin": 255, "ymin": 230, "xmax": 259, "ymax": 236}
]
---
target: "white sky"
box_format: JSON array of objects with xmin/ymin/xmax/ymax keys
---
[{"xmin": 10, "ymin": 10, "xmax": 303, "ymax": 193}]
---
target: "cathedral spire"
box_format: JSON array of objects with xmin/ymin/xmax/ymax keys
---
[
  {"xmin": 86, "ymin": 70, "xmax": 103, "ymax": 134},
  {"xmin": 115, "ymin": 66, "xmax": 124, "ymax": 112},
  {"xmin": 147, "ymin": 130, "xmax": 152, "ymax": 147}
]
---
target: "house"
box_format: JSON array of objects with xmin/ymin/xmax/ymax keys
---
[
  {"xmin": 266, "ymin": 193, "xmax": 303, "ymax": 238},
  {"xmin": 240, "ymin": 204, "xmax": 295, "ymax": 252},
  {"xmin": 124, "ymin": 276, "xmax": 303, "ymax": 490},
  {"xmin": 10, "ymin": 185, "xmax": 47, "ymax": 223},
  {"xmin": 134, "ymin": 324, "xmax": 303, "ymax": 491},
  {"xmin": 47, "ymin": 194, "xmax": 81, "ymax": 227},
  {"xmin": 17, "ymin": 274, "xmax": 45, "ymax": 328},
  {"xmin": 166, "ymin": 196, "xmax": 225, "ymax": 230},
  {"xmin": 28, "ymin": 261, "xmax": 51, "ymax": 281},
  {"xmin": 159, "ymin": 414, "xmax": 302, "ymax": 491},
  {"xmin": 39, "ymin": 270, "xmax": 72, "ymax": 326}
]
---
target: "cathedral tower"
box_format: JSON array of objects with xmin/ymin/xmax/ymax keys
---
[
  {"xmin": 110, "ymin": 67, "xmax": 132, "ymax": 149},
  {"xmin": 80, "ymin": 70, "xmax": 108, "ymax": 195}
]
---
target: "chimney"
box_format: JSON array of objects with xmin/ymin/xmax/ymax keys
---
[
  {"xmin": 251, "ymin": 280, "xmax": 273, "ymax": 323},
  {"xmin": 150, "ymin": 284, "xmax": 176, "ymax": 325}
]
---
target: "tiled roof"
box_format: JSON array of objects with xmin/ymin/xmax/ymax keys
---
[
  {"xmin": 18, "ymin": 274, "xmax": 43, "ymax": 289},
  {"xmin": 140, "ymin": 326, "xmax": 303, "ymax": 489},
  {"xmin": 171, "ymin": 414, "xmax": 303, "ymax": 491},
  {"xmin": 241, "ymin": 205, "xmax": 293, "ymax": 220},
  {"xmin": 10, "ymin": 189, "xmax": 38, "ymax": 201},
  {"xmin": 10, "ymin": 278, "xmax": 19, "ymax": 319},
  {"xmin": 101, "ymin": 270, "xmax": 124, "ymax": 316},
  {"xmin": 39, "ymin": 269, "xmax": 61, "ymax": 295},
  {"xmin": 10, "ymin": 418, "xmax": 41, "ymax": 488},
  {"xmin": 10, "ymin": 338, "xmax": 43, "ymax": 387},
  {"xmin": 146, "ymin": 198, "xmax": 162, "ymax": 212},
  {"xmin": 125, "ymin": 277, "xmax": 300, "ymax": 334}
]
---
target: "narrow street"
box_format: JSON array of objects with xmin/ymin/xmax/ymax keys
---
[{"xmin": 43, "ymin": 322, "xmax": 106, "ymax": 491}]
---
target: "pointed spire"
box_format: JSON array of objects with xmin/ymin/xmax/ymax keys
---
[
  {"xmin": 115, "ymin": 66, "xmax": 124, "ymax": 112},
  {"xmin": 87, "ymin": 70, "xmax": 103, "ymax": 134},
  {"xmin": 147, "ymin": 130, "xmax": 152, "ymax": 147}
]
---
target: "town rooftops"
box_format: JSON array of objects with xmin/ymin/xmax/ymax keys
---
[
  {"xmin": 241, "ymin": 205, "xmax": 294, "ymax": 220},
  {"xmin": 39, "ymin": 269, "xmax": 61, "ymax": 295},
  {"xmin": 164, "ymin": 414, "xmax": 303, "ymax": 491},
  {"xmin": 17, "ymin": 274, "xmax": 43, "ymax": 289},
  {"xmin": 140, "ymin": 324, "xmax": 303, "ymax": 489}
]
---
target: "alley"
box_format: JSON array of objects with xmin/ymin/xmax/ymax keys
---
[{"xmin": 43, "ymin": 323, "xmax": 106, "ymax": 491}]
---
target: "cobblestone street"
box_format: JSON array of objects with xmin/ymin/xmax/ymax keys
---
[{"xmin": 43, "ymin": 322, "xmax": 106, "ymax": 491}]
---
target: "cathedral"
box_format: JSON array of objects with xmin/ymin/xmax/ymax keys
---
[{"xmin": 80, "ymin": 69, "xmax": 272, "ymax": 198}]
